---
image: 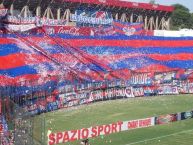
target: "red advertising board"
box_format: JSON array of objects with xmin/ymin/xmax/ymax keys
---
[
  {"xmin": 155, "ymin": 114, "xmax": 177, "ymax": 125},
  {"xmin": 48, "ymin": 117, "xmax": 155, "ymax": 145},
  {"xmin": 48, "ymin": 121, "xmax": 123, "ymax": 145}
]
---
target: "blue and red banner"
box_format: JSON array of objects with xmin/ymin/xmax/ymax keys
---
[
  {"xmin": 1, "ymin": 35, "xmax": 193, "ymax": 86},
  {"xmin": 0, "ymin": 32, "xmax": 193, "ymax": 101}
]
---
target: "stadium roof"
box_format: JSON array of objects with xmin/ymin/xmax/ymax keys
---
[
  {"xmin": 2, "ymin": 0, "xmax": 174, "ymax": 12},
  {"xmin": 56, "ymin": 0, "xmax": 174, "ymax": 12}
]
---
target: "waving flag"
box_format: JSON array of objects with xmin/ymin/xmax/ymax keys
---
[
  {"xmin": 91, "ymin": 11, "xmax": 107, "ymax": 19},
  {"xmin": 113, "ymin": 21, "xmax": 143, "ymax": 36}
]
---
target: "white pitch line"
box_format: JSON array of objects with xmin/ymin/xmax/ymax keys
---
[{"xmin": 125, "ymin": 129, "xmax": 193, "ymax": 145}]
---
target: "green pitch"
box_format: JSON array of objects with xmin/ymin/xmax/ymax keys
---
[{"xmin": 35, "ymin": 94, "xmax": 193, "ymax": 145}]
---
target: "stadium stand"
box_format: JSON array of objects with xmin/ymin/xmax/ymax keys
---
[{"xmin": 0, "ymin": 0, "xmax": 193, "ymax": 144}]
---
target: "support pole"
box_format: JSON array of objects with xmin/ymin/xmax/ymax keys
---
[
  {"xmin": 155, "ymin": 16, "xmax": 159, "ymax": 30},
  {"xmin": 120, "ymin": 13, "xmax": 127, "ymax": 22},
  {"xmin": 160, "ymin": 17, "xmax": 166, "ymax": 30},
  {"xmin": 149, "ymin": 16, "xmax": 155, "ymax": 31},
  {"xmin": 43, "ymin": 7, "xmax": 54, "ymax": 19},
  {"xmin": 20, "ymin": 5, "xmax": 31, "ymax": 18},
  {"xmin": 10, "ymin": 4, "xmax": 14, "ymax": 16},
  {"xmin": 115, "ymin": 13, "xmax": 119, "ymax": 21},
  {"xmin": 144, "ymin": 16, "xmax": 148, "ymax": 30},
  {"xmin": 167, "ymin": 17, "xmax": 171, "ymax": 30},
  {"xmin": 36, "ymin": 6, "xmax": 41, "ymax": 17},
  {"xmin": 136, "ymin": 15, "xmax": 143, "ymax": 23},
  {"xmin": 66, "ymin": 9, "xmax": 70, "ymax": 23},
  {"xmin": 62, "ymin": 9, "xmax": 71, "ymax": 22},
  {"xmin": 130, "ymin": 13, "xmax": 133, "ymax": 23},
  {"xmin": 57, "ymin": 8, "xmax": 61, "ymax": 20}
]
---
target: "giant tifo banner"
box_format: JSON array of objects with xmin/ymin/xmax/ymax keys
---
[
  {"xmin": 48, "ymin": 109, "xmax": 193, "ymax": 145},
  {"xmin": 0, "ymin": 35, "xmax": 193, "ymax": 91},
  {"xmin": 48, "ymin": 117, "xmax": 155, "ymax": 145}
]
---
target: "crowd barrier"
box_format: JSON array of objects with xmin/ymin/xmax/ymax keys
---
[{"xmin": 48, "ymin": 109, "xmax": 193, "ymax": 145}]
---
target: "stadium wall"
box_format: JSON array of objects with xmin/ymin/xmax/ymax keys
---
[{"xmin": 154, "ymin": 30, "xmax": 193, "ymax": 37}]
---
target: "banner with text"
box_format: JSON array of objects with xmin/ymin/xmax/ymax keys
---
[
  {"xmin": 71, "ymin": 9, "xmax": 113, "ymax": 26},
  {"xmin": 48, "ymin": 117, "xmax": 155, "ymax": 145},
  {"xmin": 48, "ymin": 109, "xmax": 193, "ymax": 145}
]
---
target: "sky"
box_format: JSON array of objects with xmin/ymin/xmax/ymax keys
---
[{"xmin": 127, "ymin": 0, "xmax": 193, "ymax": 12}]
